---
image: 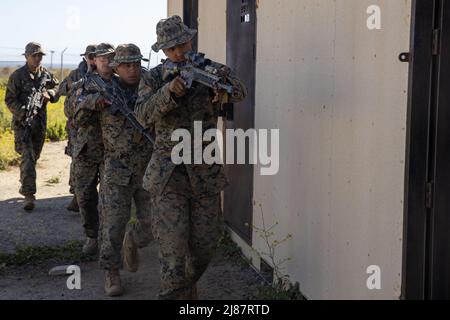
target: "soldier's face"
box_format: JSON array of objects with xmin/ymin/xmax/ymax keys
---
[
  {"xmin": 85, "ymin": 54, "xmax": 95, "ymax": 66},
  {"xmin": 163, "ymin": 40, "xmax": 193, "ymax": 63},
  {"xmin": 94, "ymin": 55, "xmax": 113, "ymax": 76},
  {"xmin": 26, "ymin": 53, "xmax": 43, "ymax": 70},
  {"xmin": 116, "ymin": 62, "xmax": 141, "ymax": 86}
]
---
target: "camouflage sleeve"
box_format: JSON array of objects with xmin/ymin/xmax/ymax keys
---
[
  {"xmin": 135, "ymin": 66, "xmax": 180, "ymax": 128},
  {"xmin": 227, "ymin": 73, "xmax": 248, "ymax": 104},
  {"xmin": 4, "ymin": 72, "xmax": 25, "ymax": 119},
  {"xmin": 64, "ymin": 78, "xmax": 83, "ymax": 119},
  {"xmin": 57, "ymin": 69, "xmax": 78, "ymax": 98},
  {"xmin": 44, "ymin": 70, "xmax": 60, "ymax": 103},
  {"xmin": 64, "ymin": 97, "xmax": 72, "ymax": 120},
  {"xmin": 73, "ymin": 89, "xmax": 102, "ymax": 128}
]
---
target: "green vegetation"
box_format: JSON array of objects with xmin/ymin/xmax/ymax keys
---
[
  {"xmin": 248, "ymin": 203, "xmax": 304, "ymax": 300},
  {"xmin": 251, "ymin": 281, "xmax": 304, "ymax": 300},
  {"xmin": 0, "ymin": 241, "xmax": 96, "ymax": 267},
  {"xmin": 218, "ymin": 231, "xmax": 304, "ymax": 300},
  {"xmin": 0, "ymin": 81, "xmax": 18, "ymax": 170},
  {"xmin": 0, "ymin": 130, "xmax": 19, "ymax": 170},
  {"xmin": 217, "ymin": 232, "xmax": 250, "ymax": 267},
  {"xmin": 46, "ymin": 95, "xmax": 67, "ymax": 142},
  {"xmin": 0, "ymin": 73, "xmax": 67, "ymax": 171}
]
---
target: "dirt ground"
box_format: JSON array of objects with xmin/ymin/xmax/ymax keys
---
[{"xmin": 0, "ymin": 142, "xmax": 264, "ymax": 300}]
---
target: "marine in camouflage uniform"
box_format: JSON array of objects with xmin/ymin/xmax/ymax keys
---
[
  {"xmin": 70, "ymin": 43, "xmax": 113, "ymax": 255},
  {"xmin": 135, "ymin": 16, "xmax": 247, "ymax": 300},
  {"xmin": 4, "ymin": 42, "xmax": 59, "ymax": 211},
  {"xmin": 58, "ymin": 44, "xmax": 97, "ymax": 212},
  {"xmin": 75, "ymin": 44, "xmax": 153, "ymax": 297}
]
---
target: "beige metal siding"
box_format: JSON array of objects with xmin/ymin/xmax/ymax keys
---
[
  {"xmin": 252, "ymin": 0, "xmax": 411, "ymax": 299},
  {"xmin": 166, "ymin": 0, "xmax": 411, "ymax": 300},
  {"xmin": 198, "ymin": 0, "xmax": 227, "ymax": 63},
  {"xmin": 167, "ymin": 0, "xmax": 183, "ymax": 17},
  {"xmin": 168, "ymin": 0, "xmax": 227, "ymax": 62}
]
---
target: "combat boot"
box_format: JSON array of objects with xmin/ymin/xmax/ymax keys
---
[
  {"xmin": 104, "ymin": 269, "xmax": 124, "ymax": 297},
  {"xmin": 23, "ymin": 195, "xmax": 35, "ymax": 211},
  {"xmin": 82, "ymin": 237, "xmax": 98, "ymax": 255},
  {"xmin": 66, "ymin": 195, "xmax": 79, "ymax": 212},
  {"xmin": 123, "ymin": 230, "xmax": 139, "ymax": 273}
]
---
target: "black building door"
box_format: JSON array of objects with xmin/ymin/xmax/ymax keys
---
[
  {"xmin": 183, "ymin": 0, "xmax": 198, "ymax": 51},
  {"xmin": 224, "ymin": 0, "xmax": 257, "ymax": 244},
  {"xmin": 424, "ymin": 0, "xmax": 450, "ymax": 299},
  {"xmin": 403, "ymin": 0, "xmax": 450, "ymax": 299}
]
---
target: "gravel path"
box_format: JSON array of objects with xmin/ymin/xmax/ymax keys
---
[
  {"xmin": 0, "ymin": 142, "xmax": 83, "ymax": 253},
  {"xmin": 0, "ymin": 141, "xmax": 263, "ymax": 300}
]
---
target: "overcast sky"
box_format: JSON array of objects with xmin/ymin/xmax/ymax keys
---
[{"xmin": 0, "ymin": 0, "xmax": 167, "ymax": 66}]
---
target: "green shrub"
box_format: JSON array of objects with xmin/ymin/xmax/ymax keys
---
[
  {"xmin": 46, "ymin": 96, "xmax": 67, "ymax": 142},
  {"xmin": 0, "ymin": 130, "xmax": 20, "ymax": 170},
  {"xmin": 46, "ymin": 121, "xmax": 67, "ymax": 142}
]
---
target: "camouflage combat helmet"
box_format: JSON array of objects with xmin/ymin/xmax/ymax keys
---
[
  {"xmin": 94, "ymin": 43, "xmax": 115, "ymax": 57},
  {"xmin": 23, "ymin": 42, "xmax": 46, "ymax": 56},
  {"xmin": 151, "ymin": 15, "xmax": 197, "ymax": 52},
  {"xmin": 109, "ymin": 44, "xmax": 149, "ymax": 67}
]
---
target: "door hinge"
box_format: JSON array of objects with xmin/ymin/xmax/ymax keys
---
[
  {"xmin": 432, "ymin": 29, "xmax": 441, "ymax": 56},
  {"xmin": 426, "ymin": 181, "xmax": 434, "ymax": 209}
]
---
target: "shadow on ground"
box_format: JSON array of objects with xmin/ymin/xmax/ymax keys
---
[
  {"xmin": 0, "ymin": 196, "xmax": 84, "ymax": 254},
  {"xmin": 0, "ymin": 196, "xmax": 264, "ymax": 300}
]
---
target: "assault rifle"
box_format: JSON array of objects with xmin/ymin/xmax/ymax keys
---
[
  {"xmin": 22, "ymin": 74, "xmax": 50, "ymax": 142},
  {"xmin": 162, "ymin": 51, "xmax": 238, "ymax": 120},
  {"xmin": 162, "ymin": 51, "xmax": 236, "ymax": 103},
  {"xmin": 85, "ymin": 75, "xmax": 155, "ymax": 145}
]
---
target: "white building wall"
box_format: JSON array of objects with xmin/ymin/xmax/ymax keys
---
[{"xmin": 252, "ymin": 0, "xmax": 411, "ymax": 299}]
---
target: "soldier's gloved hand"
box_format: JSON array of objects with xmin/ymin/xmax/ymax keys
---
[
  {"xmin": 169, "ymin": 76, "xmax": 187, "ymax": 98},
  {"xmin": 47, "ymin": 89, "xmax": 57, "ymax": 101},
  {"xmin": 42, "ymin": 89, "xmax": 51, "ymax": 103},
  {"xmin": 232, "ymin": 86, "xmax": 242, "ymax": 99},
  {"xmin": 95, "ymin": 95, "xmax": 112, "ymax": 109},
  {"xmin": 212, "ymin": 89, "xmax": 228, "ymax": 104},
  {"xmin": 227, "ymin": 77, "xmax": 246, "ymax": 100}
]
